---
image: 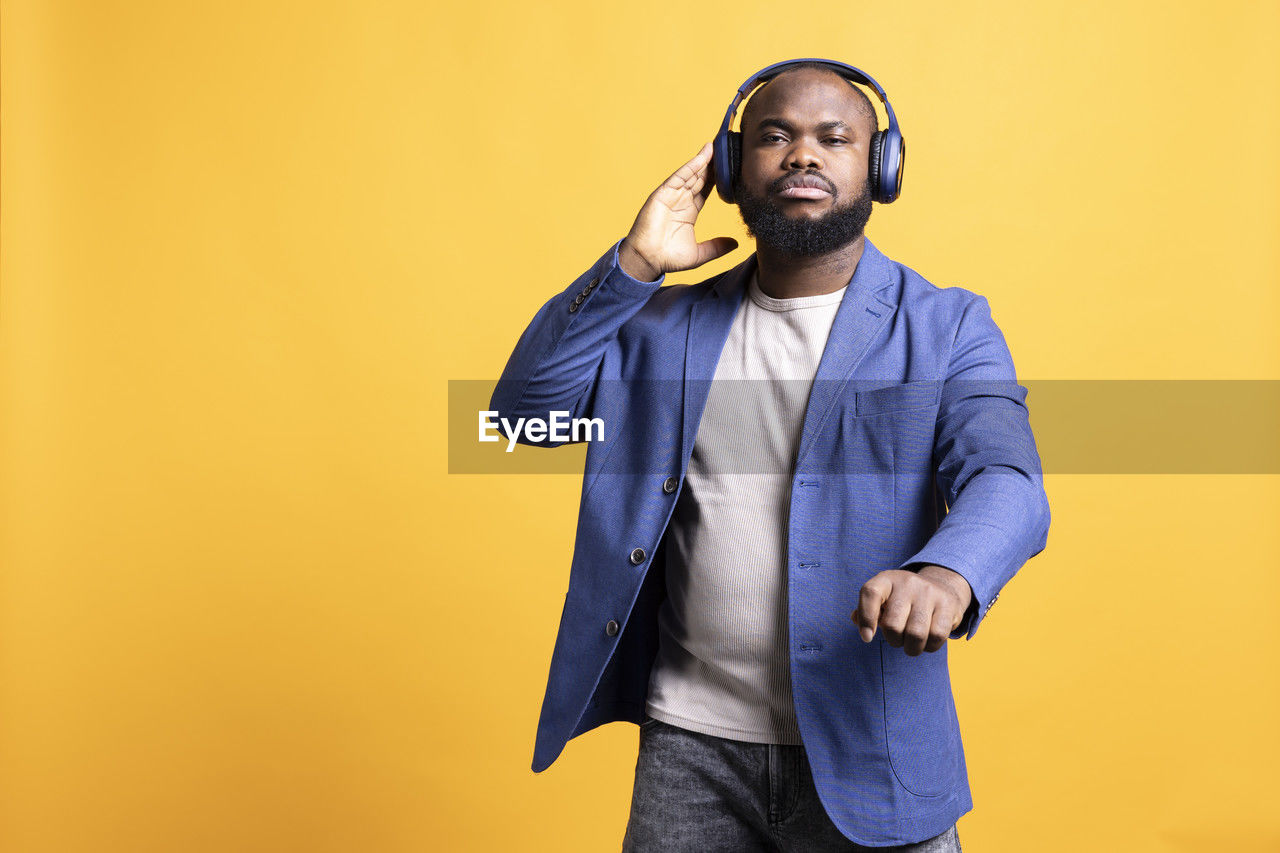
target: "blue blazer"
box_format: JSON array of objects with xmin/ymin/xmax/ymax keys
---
[{"xmin": 489, "ymin": 236, "xmax": 1050, "ymax": 846}]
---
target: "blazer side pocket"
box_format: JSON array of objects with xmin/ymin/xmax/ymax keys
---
[{"xmin": 879, "ymin": 641, "xmax": 962, "ymax": 798}]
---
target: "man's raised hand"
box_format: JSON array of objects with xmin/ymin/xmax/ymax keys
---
[{"xmin": 618, "ymin": 141, "xmax": 739, "ymax": 282}]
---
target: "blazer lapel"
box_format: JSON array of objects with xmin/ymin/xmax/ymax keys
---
[
  {"xmin": 793, "ymin": 238, "xmax": 899, "ymax": 471},
  {"xmin": 679, "ymin": 256, "xmax": 753, "ymax": 466}
]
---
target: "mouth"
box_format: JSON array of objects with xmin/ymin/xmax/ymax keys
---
[{"xmin": 775, "ymin": 186, "xmax": 832, "ymax": 200}]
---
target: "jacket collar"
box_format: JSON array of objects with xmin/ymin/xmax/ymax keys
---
[{"xmin": 708, "ymin": 236, "xmax": 897, "ymax": 301}]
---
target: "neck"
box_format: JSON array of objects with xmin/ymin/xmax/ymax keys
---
[{"xmin": 753, "ymin": 234, "xmax": 866, "ymax": 299}]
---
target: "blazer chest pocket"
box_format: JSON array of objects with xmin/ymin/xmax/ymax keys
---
[{"xmin": 854, "ymin": 380, "xmax": 941, "ymax": 417}]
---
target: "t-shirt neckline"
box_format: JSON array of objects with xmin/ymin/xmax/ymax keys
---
[{"xmin": 747, "ymin": 269, "xmax": 848, "ymax": 313}]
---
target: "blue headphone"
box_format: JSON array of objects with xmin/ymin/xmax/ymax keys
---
[{"xmin": 712, "ymin": 58, "xmax": 905, "ymax": 205}]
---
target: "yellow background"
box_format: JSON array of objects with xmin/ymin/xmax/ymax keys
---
[{"xmin": 2, "ymin": 0, "xmax": 1278, "ymax": 850}]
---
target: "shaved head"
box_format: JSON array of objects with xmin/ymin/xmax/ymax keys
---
[{"xmin": 739, "ymin": 63, "xmax": 879, "ymax": 141}]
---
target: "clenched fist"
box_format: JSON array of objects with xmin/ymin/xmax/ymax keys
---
[
  {"xmin": 853, "ymin": 565, "xmax": 975, "ymax": 656},
  {"xmin": 617, "ymin": 141, "xmax": 739, "ymax": 282}
]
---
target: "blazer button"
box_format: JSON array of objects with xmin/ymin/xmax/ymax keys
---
[
  {"xmin": 605, "ymin": 620, "xmax": 619, "ymax": 636},
  {"xmin": 662, "ymin": 477, "xmax": 678, "ymax": 494},
  {"xmin": 568, "ymin": 303, "xmax": 578, "ymax": 313},
  {"xmin": 629, "ymin": 548, "xmax": 646, "ymax": 565},
  {"xmin": 573, "ymin": 293, "xmax": 585, "ymax": 304},
  {"xmin": 587, "ymin": 277, "xmax": 598, "ymax": 290}
]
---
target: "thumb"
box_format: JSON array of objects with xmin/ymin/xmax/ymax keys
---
[{"xmin": 694, "ymin": 237, "xmax": 739, "ymax": 267}]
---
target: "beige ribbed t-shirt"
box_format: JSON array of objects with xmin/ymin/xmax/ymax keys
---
[{"xmin": 644, "ymin": 268, "xmax": 848, "ymax": 744}]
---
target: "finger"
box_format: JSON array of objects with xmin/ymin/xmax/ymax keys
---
[
  {"xmin": 690, "ymin": 170, "xmax": 719, "ymax": 212},
  {"xmin": 684, "ymin": 167, "xmax": 710, "ymax": 205},
  {"xmin": 948, "ymin": 594, "xmax": 969, "ymax": 634},
  {"xmin": 856, "ymin": 575, "xmax": 892, "ymax": 642},
  {"xmin": 879, "ymin": 595, "xmax": 913, "ymax": 649},
  {"xmin": 665, "ymin": 142, "xmax": 714, "ymax": 190},
  {"xmin": 693, "ymin": 165, "xmax": 715, "ymax": 200},
  {"xmin": 693, "ymin": 237, "xmax": 739, "ymax": 267},
  {"xmin": 682, "ymin": 142, "xmax": 715, "ymax": 187},
  {"xmin": 924, "ymin": 606, "xmax": 951, "ymax": 654},
  {"xmin": 903, "ymin": 599, "xmax": 935, "ymax": 657}
]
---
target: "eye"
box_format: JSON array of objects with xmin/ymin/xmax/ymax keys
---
[
  {"xmin": 762, "ymin": 133, "xmax": 786, "ymax": 142},
  {"xmin": 825, "ymin": 137, "xmax": 848, "ymax": 145}
]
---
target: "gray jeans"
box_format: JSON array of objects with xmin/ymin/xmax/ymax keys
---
[{"xmin": 622, "ymin": 715, "xmax": 963, "ymax": 852}]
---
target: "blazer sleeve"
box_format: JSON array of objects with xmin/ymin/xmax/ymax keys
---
[
  {"xmin": 488, "ymin": 239, "xmax": 665, "ymax": 446},
  {"xmin": 897, "ymin": 294, "xmax": 1051, "ymax": 640}
]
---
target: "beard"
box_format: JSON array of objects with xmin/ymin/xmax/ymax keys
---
[{"xmin": 733, "ymin": 174, "xmax": 873, "ymax": 257}]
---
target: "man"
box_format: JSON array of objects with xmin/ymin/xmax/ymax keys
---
[{"xmin": 489, "ymin": 60, "xmax": 1050, "ymax": 850}]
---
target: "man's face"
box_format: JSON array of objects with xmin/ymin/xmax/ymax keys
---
[{"xmin": 732, "ymin": 69, "xmax": 876, "ymax": 257}]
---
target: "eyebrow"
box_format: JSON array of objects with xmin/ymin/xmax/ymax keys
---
[{"xmin": 753, "ymin": 117, "xmax": 854, "ymax": 134}]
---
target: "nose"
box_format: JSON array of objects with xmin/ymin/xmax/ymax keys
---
[{"xmin": 785, "ymin": 137, "xmax": 823, "ymax": 171}]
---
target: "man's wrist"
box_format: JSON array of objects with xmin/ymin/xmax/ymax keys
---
[{"xmin": 618, "ymin": 238, "xmax": 661, "ymax": 282}]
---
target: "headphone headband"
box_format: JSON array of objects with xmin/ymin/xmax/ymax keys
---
[{"xmin": 715, "ymin": 58, "xmax": 898, "ymax": 139}]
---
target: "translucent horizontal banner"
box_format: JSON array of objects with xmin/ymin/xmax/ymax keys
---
[{"xmin": 448, "ymin": 380, "xmax": 1280, "ymax": 475}]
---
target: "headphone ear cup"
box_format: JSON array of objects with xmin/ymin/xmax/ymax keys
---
[
  {"xmin": 727, "ymin": 131, "xmax": 741, "ymax": 202},
  {"xmin": 868, "ymin": 130, "xmax": 885, "ymax": 203}
]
